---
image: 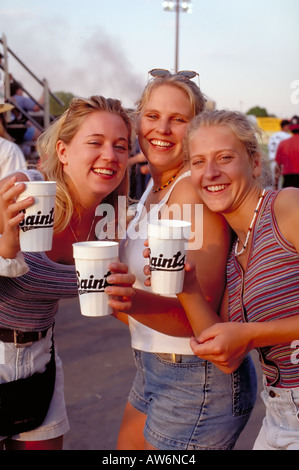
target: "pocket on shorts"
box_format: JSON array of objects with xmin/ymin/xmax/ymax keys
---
[{"xmin": 232, "ymin": 354, "xmax": 257, "ymax": 416}]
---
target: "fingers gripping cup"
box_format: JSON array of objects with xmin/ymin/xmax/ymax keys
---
[
  {"xmin": 73, "ymin": 241, "xmax": 119, "ymax": 317},
  {"xmin": 148, "ymin": 220, "xmax": 191, "ymax": 295},
  {"xmin": 16, "ymin": 181, "xmax": 56, "ymax": 252}
]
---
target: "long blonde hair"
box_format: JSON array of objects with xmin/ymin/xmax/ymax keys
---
[{"xmin": 37, "ymin": 95, "xmax": 132, "ymax": 233}]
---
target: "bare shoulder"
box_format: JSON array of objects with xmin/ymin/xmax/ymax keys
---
[
  {"xmin": 274, "ymin": 188, "xmax": 299, "ymax": 249},
  {"xmin": 169, "ymin": 174, "xmax": 202, "ymax": 205},
  {"xmin": 274, "ymin": 187, "xmax": 299, "ymax": 217}
]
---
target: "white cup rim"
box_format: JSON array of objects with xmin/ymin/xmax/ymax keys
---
[
  {"xmin": 73, "ymin": 241, "xmax": 119, "ymax": 248},
  {"xmin": 73, "ymin": 240, "xmax": 119, "ymax": 260},
  {"xmin": 148, "ymin": 219, "xmax": 191, "ymax": 240},
  {"xmin": 15, "ymin": 181, "xmax": 57, "ymax": 196}
]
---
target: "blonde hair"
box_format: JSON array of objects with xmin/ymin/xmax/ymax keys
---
[
  {"xmin": 186, "ymin": 109, "xmax": 272, "ymax": 186},
  {"xmin": 37, "ymin": 95, "xmax": 132, "ymax": 233},
  {"xmin": 135, "ymin": 73, "xmax": 206, "ymax": 118}
]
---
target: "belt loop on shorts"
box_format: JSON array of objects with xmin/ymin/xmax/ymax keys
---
[
  {"xmin": 172, "ymin": 353, "xmax": 183, "ymax": 363},
  {"xmin": 157, "ymin": 353, "xmax": 183, "ymax": 363}
]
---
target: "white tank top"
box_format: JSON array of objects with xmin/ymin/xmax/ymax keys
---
[{"xmin": 119, "ymin": 171, "xmax": 194, "ymax": 354}]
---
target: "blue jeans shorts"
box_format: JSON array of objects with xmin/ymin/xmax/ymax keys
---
[
  {"xmin": 129, "ymin": 350, "xmax": 257, "ymax": 450},
  {"xmin": 0, "ymin": 327, "xmax": 69, "ymax": 442},
  {"xmin": 253, "ymin": 378, "xmax": 299, "ymax": 450}
]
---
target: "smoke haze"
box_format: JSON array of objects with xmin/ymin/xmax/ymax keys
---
[{"xmin": 4, "ymin": 16, "xmax": 144, "ymax": 108}]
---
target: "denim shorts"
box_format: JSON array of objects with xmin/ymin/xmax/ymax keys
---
[
  {"xmin": 0, "ymin": 327, "xmax": 69, "ymax": 442},
  {"xmin": 253, "ymin": 378, "xmax": 299, "ymax": 450},
  {"xmin": 129, "ymin": 350, "xmax": 257, "ymax": 450}
]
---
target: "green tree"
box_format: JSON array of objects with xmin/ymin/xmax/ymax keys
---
[
  {"xmin": 247, "ymin": 106, "xmax": 269, "ymax": 117},
  {"xmin": 50, "ymin": 91, "xmax": 75, "ymax": 117}
]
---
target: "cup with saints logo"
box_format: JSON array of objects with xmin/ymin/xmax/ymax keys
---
[
  {"xmin": 147, "ymin": 219, "xmax": 191, "ymax": 295},
  {"xmin": 73, "ymin": 241, "xmax": 119, "ymax": 317},
  {"xmin": 16, "ymin": 181, "xmax": 56, "ymax": 252}
]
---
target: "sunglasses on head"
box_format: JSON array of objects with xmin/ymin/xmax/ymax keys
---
[{"xmin": 148, "ymin": 68, "xmax": 199, "ymax": 80}]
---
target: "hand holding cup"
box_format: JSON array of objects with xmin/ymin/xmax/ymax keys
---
[
  {"xmin": 0, "ymin": 177, "xmax": 34, "ymax": 259},
  {"xmin": 15, "ymin": 181, "xmax": 56, "ymax": 252},
  {"xmin": 73, "ymin": 241, "xmax": 135, "ymax": 317},
  {"xmin": 147, "ymin": 219, "xmax": 191, "ymax": 295},
  {"xmin": 105, "ymin": 261, "xmax": 136, "ymax": 312}
]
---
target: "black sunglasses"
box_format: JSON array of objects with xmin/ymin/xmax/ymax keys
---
[{"xmin": 148, "ymin": 68, "xmax": 199, "ymax": 80}]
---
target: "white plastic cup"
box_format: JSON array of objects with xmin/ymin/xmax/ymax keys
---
[
  {"xmin": 16, "ymin": 181, "xmax": 56, "ymax": 252},
  {"xmin": 147, "ymin": 219, "xmax": 191, "ymax": 295},
  {"xmin": 73, "ymin": 241, "xmax": 119, "ymax": 317}
]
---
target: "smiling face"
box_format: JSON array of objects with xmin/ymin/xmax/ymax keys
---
[
  {"xmin": 57, "ymin": 110, "xmax": 129, "ymax": 203},
  {"xmin": 189, "ymin": 125, "xmax": 262, "ymax": 214},
  {"xmin": 137, "ymin": 84, "xmax": 194, "ymax": 173}
]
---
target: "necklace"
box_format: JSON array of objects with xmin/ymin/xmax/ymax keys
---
[
  {"xmin": 152, "ymin": 166, "xmax": 183, "ymax": 193},
  {"xmin": 234, "ymin": 189, "xmax": 265, "ymax": 257},
  {"xmin": 70, "ymin": 218, "xmax": 95, "ymax": 243}
]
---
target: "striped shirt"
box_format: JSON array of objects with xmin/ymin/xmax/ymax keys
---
[
  {"xmin": 0, "ymin": 252, "xmax": 78, "ymax": 331},
  {"xmin": 227, "ymin": 190, "xmax": 299, "ymax": 388},
  {"xmin": 0, "ymin": 169, "xmax": 78, "ymax": 331}
]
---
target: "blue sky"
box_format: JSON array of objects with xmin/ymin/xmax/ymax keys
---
[{"xmin": 1, "ymin": 0, "xmax": 298, "ymax": 118}]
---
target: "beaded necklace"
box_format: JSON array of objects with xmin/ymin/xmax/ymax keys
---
[
  {"xmin": 152, "ymin": 166, "xmax": 183, "ymax": 193},
  {"xmin": 234, "ymin": 189, "xmax": 265, "ymax": 257}
]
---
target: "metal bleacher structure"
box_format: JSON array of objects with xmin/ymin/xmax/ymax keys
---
[{"xmin": 0, "ymin": 34, "xmax": 64, "ymax": 165}]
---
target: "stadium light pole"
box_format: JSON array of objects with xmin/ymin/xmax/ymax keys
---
[{"xmin": 162, "ymin": 1, "xmax": 193, "ymax": 72}]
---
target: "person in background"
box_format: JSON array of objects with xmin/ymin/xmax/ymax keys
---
[
  {"xmin": 9, "ymin": 80, "xmax": 44, "ymax": 144},
  {"xmin": 116, "ymin": 70, "xmax": 257, "ymax": 451},
  {"xmin": 128, "ymin": 145, "xmax": 150, "ymax": 201},
  {"xmin": 275, "ymin": 115, "xmax": 299, "ymax": 188},
  {"xmin": 0, "ymin": 102, "xmax": 27, "ymax": 178},
  {"xmin": 184, "ymin": 109, "xmax": 299, "ymax": 450},
  {"xmin": 0, "ymin": 95, "xmax": 135, "ymax": 450},
  {"xmin": 268, "ymin": 119, "xmax": 290, "ymax": 182}
]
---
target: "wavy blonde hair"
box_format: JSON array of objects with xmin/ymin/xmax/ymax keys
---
[{"xmin": 37, "ymin": 95, "xmax": 132, "ymax": 234}]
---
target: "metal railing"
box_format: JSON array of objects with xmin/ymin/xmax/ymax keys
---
[{"xmin": 0, "ymin": 33, "xmax": 63, "ymax": 131}]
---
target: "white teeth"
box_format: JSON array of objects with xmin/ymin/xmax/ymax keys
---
[
  {"xmin": 93, "ymin": 168, "xmax": 114, "ymax": 175},
  {"xmin": 151, "ymin": 139, "xmax": 172, "ymax": 148},
  {"xmin": 206, "ymin": 185, "xmax": 227, "ymax": 192}
]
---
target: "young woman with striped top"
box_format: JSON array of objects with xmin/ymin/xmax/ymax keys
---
[
  {"xmin": 0, "ymin": 96, "xmax": 135, "ymax": 450},
  {"xmin": 183, "ymin": 109, "xmax": 299, "ymax": 450}
]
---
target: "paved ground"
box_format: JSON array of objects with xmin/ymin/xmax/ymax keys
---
[{"xmin": 55, "ymin": 297, "xmax": 264, "ymax": 451}]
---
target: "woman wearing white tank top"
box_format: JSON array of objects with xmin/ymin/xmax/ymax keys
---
[{"xmin": 116, "ymin": 71, "xmax": 257, "ymax": 450}]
